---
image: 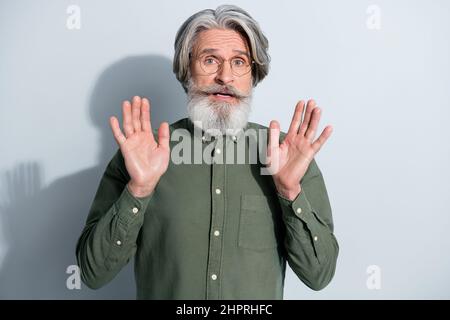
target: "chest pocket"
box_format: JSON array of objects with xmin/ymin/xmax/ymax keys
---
[{"xmin": 238, "ymin": 194, "xmax": 278, "ymax": 251}]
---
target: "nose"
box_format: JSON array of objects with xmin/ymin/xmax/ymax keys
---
[{"xmin": 214, "ymin": 61, "xmax": 234, "ymax": 85}]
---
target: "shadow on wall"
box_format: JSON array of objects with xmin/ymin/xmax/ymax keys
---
[{"xmin": 0, "ymin": 55, "xmax": 186, "ymax": 299}]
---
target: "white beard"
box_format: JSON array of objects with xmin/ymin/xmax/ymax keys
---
[{"xmin": 187, "ymin": 81, "xmax": 252, "ymax": 136}]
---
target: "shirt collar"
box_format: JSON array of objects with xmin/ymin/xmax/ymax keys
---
[{"xmin": 186, "ymin": 118, "xmax": 248, "ymax": 144}]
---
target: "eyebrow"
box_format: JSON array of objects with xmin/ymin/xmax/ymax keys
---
[{"xmin": 199, "ymin": 48, "xmax": 250, "ymax": 58}]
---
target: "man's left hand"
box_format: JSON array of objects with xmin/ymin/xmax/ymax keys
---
[{"xmin": 267, "ymin": 99, "xmax": 333, "ymax": 201}]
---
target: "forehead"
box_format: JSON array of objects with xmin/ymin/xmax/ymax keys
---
[{"xmin": 193, "ymin": 29, "xmax": 250, "ymax": 56}]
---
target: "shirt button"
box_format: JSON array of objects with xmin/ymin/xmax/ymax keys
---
[
  {"xmin": 211, "ymin": 274, "xmax": 217, "ymax": 280},
  {"xmin": 214, "ymin": 230, "xmax": 220, "ymax": 236},
  {"xmin": 132, "ymin": 207, "xmax": 139, "ymax": 214},
  {"xmin": 296, "ymin": 207, "xmax": 302, "ymax": 214},
  {"xmin": 313, "ymin": 236, "xmax": 318, "ymax": 241},
  {"xmin": 215, "ymin": 188, "xmax": 221, "ymax": 195},
  {"xmin": 215, "ymin": 148, "xmax": 221, "ymax": 155},
  {"xmin": 116, "ymin": 240, "xmax": 122, "ymax": 246}
]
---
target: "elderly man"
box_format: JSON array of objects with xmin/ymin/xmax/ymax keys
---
[{"xmin": 76, "ymin": 5, "xmax": 339, "ymax": 299}]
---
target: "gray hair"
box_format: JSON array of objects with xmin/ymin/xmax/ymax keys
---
[{"xmin": 173, "ymin": 5, "xmax": 270, "ymax": 92}]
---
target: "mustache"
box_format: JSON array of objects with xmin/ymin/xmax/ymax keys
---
[{"xmin": 192, "ymin": 83, "xmax": 250, "ymax": 100}]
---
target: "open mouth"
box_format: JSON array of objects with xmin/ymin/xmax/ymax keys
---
[{"xmin": 210, "ymin": 91, "xmax": 235, "ymax": 99}]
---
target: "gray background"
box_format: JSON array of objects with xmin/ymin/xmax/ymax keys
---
[{"xmin": 0, "ymin": 0, "xmax": 449, "ymax": 299}]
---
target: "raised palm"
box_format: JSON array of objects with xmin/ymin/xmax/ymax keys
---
[
  {"xmin": 268, "ymin": 100, "xmax": 333, "ymax": 200},
  {"xmin": 109, "ymin": 96, "xmax": 170, "ymax": 196}
]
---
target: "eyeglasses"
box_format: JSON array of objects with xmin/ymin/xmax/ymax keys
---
[{"xmin": 195, "ymin": 54, "xmax": 254, "ymax": 77}]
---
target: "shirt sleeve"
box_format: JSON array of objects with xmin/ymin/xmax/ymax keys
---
[
  {"xmin": 76, "ymin": 149, "xmax": 154, "ymax": 289},
  {"xmin": 277, "ymin": 158, "xmax": 339, "ymax": 291}
]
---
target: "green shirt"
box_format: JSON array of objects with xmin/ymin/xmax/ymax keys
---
[{"xmin": 76, "ymin": 117, "xmax": 339, "ymax": 299}]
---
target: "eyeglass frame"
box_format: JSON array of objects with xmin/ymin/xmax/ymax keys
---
[{"xmin": 191, "ymin": 52, "xmax": 255, "ymax": 77}]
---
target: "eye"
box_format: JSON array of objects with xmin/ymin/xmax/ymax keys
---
[
  {"xmin": 203, "ymin": 56, "xmax": 219, "ymax": 65},
  {"xmin": 232, "ymin": 58, "xmax": 246, "ymax": 67}
]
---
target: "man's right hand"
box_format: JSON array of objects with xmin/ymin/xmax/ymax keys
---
[{"xmin": 109, "ymin": 96, "xmax": 170, "ymax": 198}]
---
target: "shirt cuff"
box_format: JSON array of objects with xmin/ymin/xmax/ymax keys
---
[
  {"xmin": 277, "ymin": 189, "xmax": 332, "ymax": 264},
  {"xmin": 277, "ymin": 189, "xmax": 315, "ymax": 225},
  {"xmin": 113, "ymin": 185, "xmax": 154, "ymax": 226}
]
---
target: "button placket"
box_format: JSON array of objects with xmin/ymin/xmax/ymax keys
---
[{"xmin": 205, "ymin": 137, "xmax": 226, "ymax": 300}]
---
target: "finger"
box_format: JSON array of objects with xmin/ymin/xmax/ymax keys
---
[
  {"xmin": 299, "ymin": 99, "xmax": 316, "ymax": 136},
  {"xmin": 131, "ymin": 96, "xmax": 142, "ymax": 132},
  {"xmin": 141, "ymin": 97, "xmax": 152, "ymax": 132},
  {"xmin": 312, "ymin": 125, "xmax": 333, "ymax": 152},
  {"xmin": 109, "ymin": 116, "xmax": 127, "ymax": 146},
  {"xmin": 122, "ymin": 100, "xmax": 134, "ymax": 138},
  {"xmin": 268, "ymin": 120, "xmax": 280, "ymax": 158},
  {"xmin": 287, "ymin": 100, "xmax": 305, "ymax": 138},
  {"xmin": 305, "ymin": 107, "xmax": 322, "ymax": 142},
  {"xmin": 158, "ymin": 122, "xmax": 170, "ymax": 150}
]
